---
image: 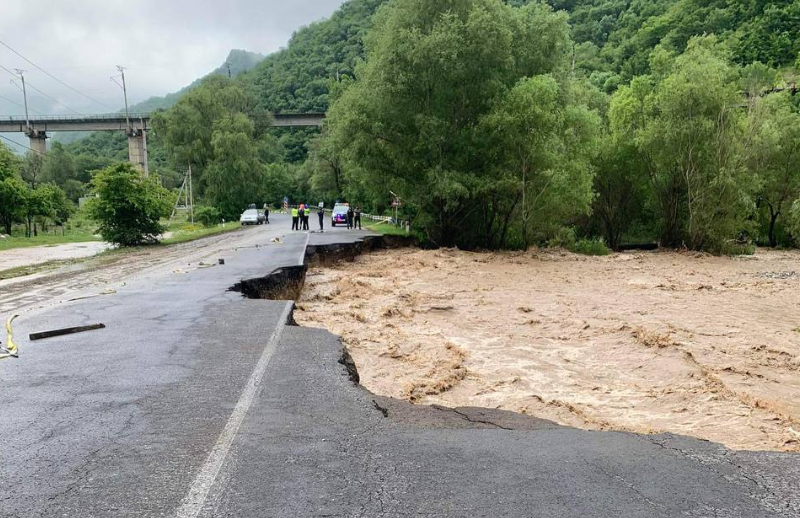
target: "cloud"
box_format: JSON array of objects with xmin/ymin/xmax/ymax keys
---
[{"xmin": 0, "ymin": 0, "xmax": 346, "ymax": 115}]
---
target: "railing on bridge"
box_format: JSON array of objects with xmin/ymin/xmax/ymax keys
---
[
  {"xmin": 1, "ymin": 112, "xmax": 325, "ymax": 123},
  {"xmin": 1, "ymin": 113, "xmax": 151, "ymax": 122}
]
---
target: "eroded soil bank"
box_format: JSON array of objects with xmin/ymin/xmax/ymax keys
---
[{"xmin": 295, "ymin": 247, "xmax": 800, "ymax": 452}]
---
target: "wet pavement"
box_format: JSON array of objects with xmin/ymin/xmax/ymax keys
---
[{"xmin": 0, "ymin": 215, "xmax": 798, "ymax": 517}]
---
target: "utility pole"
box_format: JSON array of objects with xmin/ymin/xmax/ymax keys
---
[
  {"xmin": 14, "ymin": 69, "xmax": 30, "ymax": 131},
  {"xmin": 188, "ymin": 164, "xmax": 194, "ymax": 224},
  {"xmin": 225, "ymin": 62, "xmax": 232, "ymax": 78},
  {"xmin": 115, "ymin": 65, "xmax": 131, "ymax": 133}
]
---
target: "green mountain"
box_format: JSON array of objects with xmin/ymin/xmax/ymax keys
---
[
  {"xmin": 65, "ymin": 0, "xmax": 800, "ymax": 188},
  {"xmin": 131, "ymin": 49, "xmax": 265, "ymax": 113},
  {"xmin": 241, "ymin": 0, "xmax": 385, "ymax": 113},
  {"xmin": 557, "ymin": 0, "xmax": 800, "ymax": 87},
  {"xmin": 238, "ymin": 0, "xmax": 800, "ymax": 114}
]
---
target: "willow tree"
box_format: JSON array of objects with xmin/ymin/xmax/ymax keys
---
[
  {"xmin": 610, "ymin": 38, "xmax": 757, "ymax": 252},
  {"xmin": 152, "ymin": 75, "xmax": 272, "ymax": 202},
  {"xmin": 482, "ymin": 75, "xmax": 600, "ymax": 248},
  {"xmin": 320, "ymin": 0, "xmax": 579, "ymax": 248},
  {"xmin": 750, "ymin": 92, "xmax": 800, "ymax": 247}
]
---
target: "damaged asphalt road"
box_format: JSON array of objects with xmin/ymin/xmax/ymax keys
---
[{"xmin": 0, "ymin": 215, "xmax": 798, "ymax": 517}]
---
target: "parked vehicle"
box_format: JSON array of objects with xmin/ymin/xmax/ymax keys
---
[
  {"xmin": 332, "ymin": 204, "xmax": 349, "ymax": 227},
  {"xmin": 240, "ymin": 209, "xmax": 261, "ymax": 225}
]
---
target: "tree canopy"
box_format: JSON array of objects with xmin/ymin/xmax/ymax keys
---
[{"xmin": 19, "ymin": 0, "xmax": 800, "ymax": 252}]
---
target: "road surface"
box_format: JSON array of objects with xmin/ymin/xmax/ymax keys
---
[{"xmin": 0, "ymin": 214, "xmax": 798, "ymax": 517}]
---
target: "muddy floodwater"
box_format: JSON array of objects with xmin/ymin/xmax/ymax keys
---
[{"xmin": 296, "ymin": 247, "xmax": 800, "ymax": 452}]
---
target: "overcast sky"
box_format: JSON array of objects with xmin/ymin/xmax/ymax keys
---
[{"xmin": 0, "ymin": 0, "xmax": 346, "ymax": 117}]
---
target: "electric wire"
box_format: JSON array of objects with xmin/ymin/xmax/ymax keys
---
[
  {"xmin": 0, "ymin": 38, "xmax": 115, "ymax": 110},
  {"xmin": 0, "ymin": 133, "xmax": 47, "ymax": 155},
  {"xmin": 0, "ymin": 63, "xmax": 81, "ymax": 114},
  {"xmin": 0, "ymin": 93, "xmax": 43, "ymax": 116}
]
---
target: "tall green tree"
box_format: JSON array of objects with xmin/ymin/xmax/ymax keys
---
[
  {"xmin": 0, "ymin": 143, "xmax": 26, "ymax": 235},
  {"xmin": 0, "ymin": 176, "xmax": 27, "ymax": 235},
  {"xmin": 204, "ymin": 114, "xmax": 263, "ymax": 219},
  {"xmin": 750, "ymin": 92, "xmax": 800, "ymax": 247},
  {"xmin": 591, "ymin": 137, "xmax": 648, "ymax": 250},
  {"xmin": 21, "ymin": 152, "xmax": 45, "ymax": 189},
  {"xmin": 42, "ymin": 142, "xmax": 77, "ymax": 188},
  {"xmin": 86, "ymin": 163, "xmax": 172, "ymax": 246},
  {"xmin": 153, "ymin": 75, "xmax": 276, "ymax": 212},
  {"xmin": 610, "ymin": 37, "xmax": 757, "ymax": 251},
  {"xmin": 482, "ymin": 75, "xmax": 600, "ymax": 248},
  {"xmin": 321, "ymin": 0, "xmax": 576, "ymax": 247},
  {"xmin": 0, "ymin": 142, "xmax": 20, "ymax": 181}
]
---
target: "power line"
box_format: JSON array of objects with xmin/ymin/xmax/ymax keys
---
[
  {"xmin": 0, "ymin": 38, "xmax": 115, "ymax": 111},
  {"xmin": 0, "ymin": 89, "xmax": 43, "ymax": 116},
  {"xmin": 24, "ymin": 81, "xmax": 81, "ymax": 115},
  {"xmin": 0, "ymin": 92, "xmax": 25, "ymax": 110},
  {"xmin": 0, "ymin": 64, "xmax": 81, "ymax": 115},
  {"xmin": 0, "ymin": 133, "xmax": 46, "ymax": 155}
]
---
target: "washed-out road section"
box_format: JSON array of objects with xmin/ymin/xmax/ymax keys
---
[{"xmin": 0, "ymin": 214, "xmax": 798, "ymax": 517}]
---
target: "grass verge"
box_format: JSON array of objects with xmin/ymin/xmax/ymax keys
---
[
  {"xmin": 0, "ymin": 231, "xmax": 101, "ymax": 252},
  {"xmin": 365, "ymin": 221, "xmax": 412, "ymax": 237},
  {"xmin": 160, "ymin": 223, "xmax": 244, "ymax": 245}
]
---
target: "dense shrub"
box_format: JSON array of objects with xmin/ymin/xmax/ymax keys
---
[
  {"xmin": 194, "ymin": 206, "xmax": 222, "ymax": 227},
  {"xmin": 85, "ymin": 163, "xmax": 171, "ymax": 246}
]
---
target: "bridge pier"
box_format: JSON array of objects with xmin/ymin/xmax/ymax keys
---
[
  {"xmin": 127, "ymin": 129, "xmax": 149, "ymax": 176},
  {"xmin": 27, "ymin": 130, "xmax": 48, "ymax": 156}
]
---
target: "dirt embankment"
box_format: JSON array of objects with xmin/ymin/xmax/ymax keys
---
[{"xmin": 296, "ymin": 247, "xmax": 800, "ymax": 452}]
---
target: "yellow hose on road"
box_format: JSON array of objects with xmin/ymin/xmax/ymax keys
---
[{"xmin": 0, "ymin": 315, "xmax": 19, "ymax": 360}]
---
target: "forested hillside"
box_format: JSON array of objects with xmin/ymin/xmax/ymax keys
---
[
  {"xmin": 559, "ymin": 0, "xmax": 800, "ymax": 91},
  {"xmin": 131, "ymin": 49, "xmax": 265, "ymax": 113},
  {"xmin": 8, "ymin": 0, "xmax": 799, "ymax": 253}
]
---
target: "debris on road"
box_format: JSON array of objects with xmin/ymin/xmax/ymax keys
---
[
  {"xmin": 0, "ymin": 315, "xmax": 19, "ymax": 359},
  {"xmin": 67, "ymin": 290, "xmax": 117, "ymax": 303},
  {"xmin": 29, "ymin": 324, "xmax": 106, "ymax": 341}
]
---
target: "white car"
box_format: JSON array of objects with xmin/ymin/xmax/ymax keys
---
[{"xmin": 240, "ymin": 209, "xmax": 261, "ymax": 225}]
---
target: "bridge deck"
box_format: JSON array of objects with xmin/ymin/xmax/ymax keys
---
[{"xmin": 0, "ymin": 112, "xmax": 324, "ymax": 133}]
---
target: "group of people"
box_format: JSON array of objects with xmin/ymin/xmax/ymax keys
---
[
  {"xmin": 346, "ymin": 206, "xmax": 363, "ymax": 230},
  {"xmin": 291, "ymin": 204, "xmax": 322, "ymax": 231},
  {"xmin": 289, "ymin": 203, "xmax": 363, "ymax": 231}
]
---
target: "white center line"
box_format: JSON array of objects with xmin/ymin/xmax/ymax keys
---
[{"xmin": 176, "ymin": 301, "xmax": 294, "ymax": 518}]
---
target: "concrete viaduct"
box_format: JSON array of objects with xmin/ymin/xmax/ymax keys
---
[{"xmin": 0, "ymin": 112, "xmax": 325, "ymax": 174}]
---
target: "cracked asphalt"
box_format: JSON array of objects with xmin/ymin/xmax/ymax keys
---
[{"xmin": 1, "ymin": 214, "xmax": 798, "ymax": 517}]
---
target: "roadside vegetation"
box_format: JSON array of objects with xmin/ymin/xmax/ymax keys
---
[{"xmin": 4, "ymin": 0, "xmax": 800, "ymax": 254}]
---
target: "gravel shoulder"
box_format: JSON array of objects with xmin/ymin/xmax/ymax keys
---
[{"xmin": 0, "ymin": 226, "xmax": 266, "ymax": 317}]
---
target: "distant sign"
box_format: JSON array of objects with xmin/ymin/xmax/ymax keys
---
[{"xmin": 283, "ymin": 197, "xmax": 289, "ymax": 204}]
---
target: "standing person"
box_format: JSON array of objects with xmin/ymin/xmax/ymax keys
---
[
  {"xmin": 291, "ymin": 206, "xmax": 299, "ymax": 231},
  {"xmin": 298, "ymin": 205, "xmax": 305, "ymax": 231},
  {"xmin": 303, "ymin": 203, "xmax": 310, "ymax": 230},
  {"xmin": 354, "ymin": 206, "xmax": 362, "ymax": 230},
  {"xmin": 318, "ymin": 204, "xmax": 325, "ymax": 231},
  {"xmin": 347, "ymin": 206, "xmax": 355, "ymax": 230},
  {"xmin": 264, "ymin": 204, "xmax": 270, "ymax": 225}
]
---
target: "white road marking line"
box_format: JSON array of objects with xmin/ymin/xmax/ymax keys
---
[{"xmin": 176, "ymin": 301, "xmax": 294, "ymax": 518}]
